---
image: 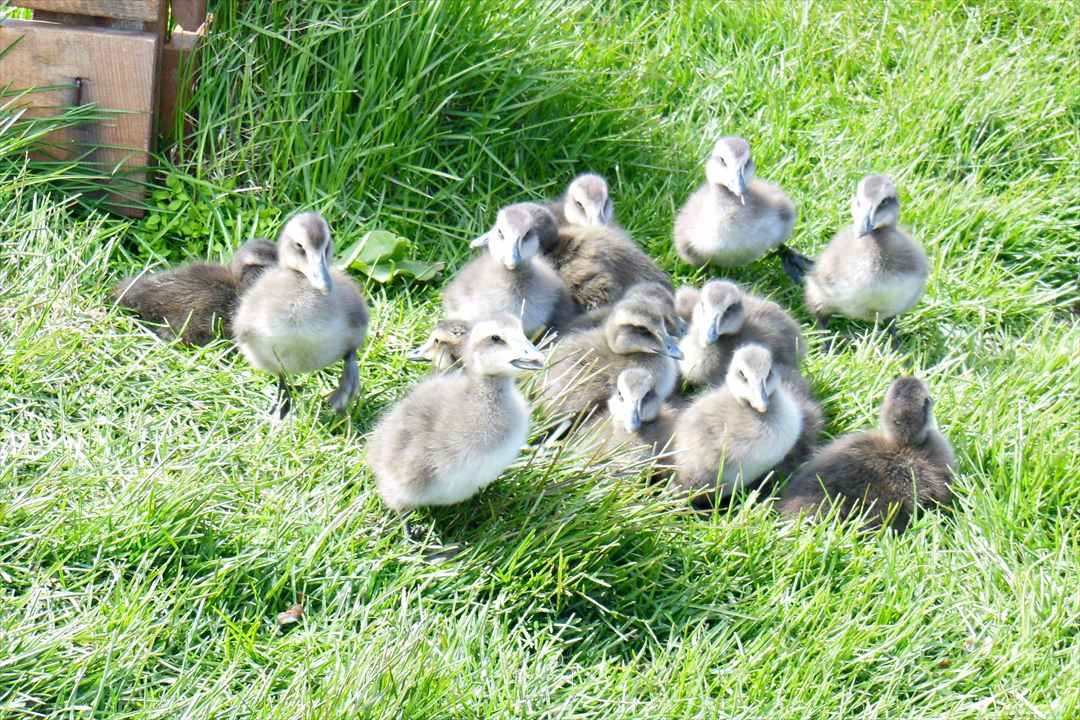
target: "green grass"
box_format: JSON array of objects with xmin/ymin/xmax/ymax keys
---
[{"xmin": 3, "ymin": 1, "xmax": 1080, "ymax": 717}]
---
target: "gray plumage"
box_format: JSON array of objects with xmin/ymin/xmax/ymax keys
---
[
  {"xmin": 367, "ymin": 314, "xmax": 545, "ymax": 513},
  {"xmin": 678, "ymin": 280, "xmax": 805, "ymax": 388},
  {"xmin": 593, "ymin": 367, "xmax": 683, "ymax": 478},
  {"xmin": 805, "ymin": 174, "xmax": 928, "ymax": 324},
  {"xmin": 565, "ymin": 281, "xmax": 685, "ymax": 337},
  {"xmin": 777, "ymin": 376, "xmax": 955, "ymax": 532},
  {"xmin": 233, "ymin": 212, "xmax": 369, "ymax": 415},
  {"xmin": 443, "ymin": 202, "xmax": 569, "ymax": 335},
  {"xmin": 111, "ymin": 238, "xmax": 277, "ymax": 346},
  {"xmin": 548, "ymin": 173, "xmax": 616, "ymax": 228},
  {"xmin": 540, "ymin": 219, "xmax": 671, "ymax": 312},
  {"xmin": 674, "ymin": 136, "xmax": 796, "ymax": 267},
  {"xmin": 407, "ymin": 318, "xmax": 471, "ymax": 373},
  {"xmin": 540, "ymin": 296, "xmax": 683, "ymax": 418},
  {"xmin": 671, "ymin": 344, "xmax": 804, "ymax": 503}
]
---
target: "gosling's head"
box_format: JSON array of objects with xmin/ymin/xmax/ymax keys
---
[
  {"xmin": 705, "ymin": 136, "xmax": 755, "ymax": 199},
  {"xmin": 277, "ymin": 212, "xmax": 334, "ymax": 294},
  {"xmin": 607, "ymin": 368, "xmax": 663, "ymax": 433},
  {"xmin": 851, "ymin": 174, "xmax": 900, "ymax": 237},
  {"xmin": 880, "ymin": 376, "xmax": 934, "ymax": 446},
  {"xmin": 562, "ymin": 173, "xmax": 613, "ymax": 227},
  {"xmin": 230, "ymin": 238, "xmax": 278, "ymax": 288},
  {"xmin": 463, "ymin": 313, "xmax": 545, "ymax": 378},
  {"xmin": 471, "ymin": 202, "xmax": 554, "ymax": 271},
  {"xmin": 726, "ymin": 344, "xmax": 779, "ymax": 414},
  {"xmin": 623, "ymin": 281, "xmax": 685, "ymax": 337},
  {"xmin": 693, "ymin": 280, "xmax": 745, "ymax": 348},
  {"xmin": 408, "ymin": 318, "xmax": 471, "ymax": 372},
  {"xmin": 605, "ymin": 298, "xmax": 684, "ymax": 360}
]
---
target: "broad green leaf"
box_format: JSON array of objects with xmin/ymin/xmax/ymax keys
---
[{"xmin": 339, "ymin": 230, "xmax": 407, "ymax": 268}]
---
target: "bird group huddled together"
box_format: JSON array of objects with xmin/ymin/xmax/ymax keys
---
[{"xmin": 113, "ymin": 135, "xmax": 954, "ymax": 534}]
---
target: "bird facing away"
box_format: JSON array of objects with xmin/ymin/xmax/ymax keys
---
[
  {"xmin": 548, "ymin": 173, "xmax": 615, "ymax": 228},
  {"xmin": 777, "ymin": 376, "xmax": 955, "ymax": 532},
  {"xmin": 367, "ymin": 313, "xmax": 545, "ymax": 513},
  {"xmin": 671, "ymin": 344, "xmax": 803, "ymax": 504},
  {"xmin": 566, "ymin": 281, "xmax": 685, "ymax": 338},
  {"xmin": 678, "ymin": 280, "xmax": 805, "ymax": 388},
  {"xmin": 443, "ymin": 202, "xmax": 570, "ymax": 335},
  {"xmin": 540, "ymin": 295, "xmax": 683, "ymax": 418},
  {"xmin": 233, "ymin": 212, "xmax": 369, "ymax": 417},
  {"xmin": 407, "ymin": 318, "xmax": 471, "ymax": 373},
  {"xmin": 540, "ymin": 212, "xmax": 671, "ymax": 313},
  {"xmin": 803, "ymin": 174, "xmax": 929, "ymax": 346},
  {"xmin": 674, "ymin": 136, "xmax": 796, "ymax": 267},
  {"xmin": 111, "ymin": 237, "xmax": 277, "ymax": 346}
]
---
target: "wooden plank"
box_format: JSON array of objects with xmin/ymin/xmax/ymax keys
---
[
  {"xmin": 9, "ymin": 0, "xmax": 162, "ymax": 22},
  {"xmin": 169, "ymin": 0, "xmax": 205, "ymax": 31},
  {"xmin": 0, "ymin": 20, "xmax": 159, "ymax": 214},
  {"xmin": 158, "ymin": 23, "xmax": 203, "ymax": 147}
]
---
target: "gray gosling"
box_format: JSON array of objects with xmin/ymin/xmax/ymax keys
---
[
  {"xmin": 598, "ymin": 367, "xmax": 682, "ymax": 477},
  {"xmin": 549, "ymin": 173, "xmax": 615, "ymax": 228},
  {"xmin": 567, "ymin": 281, "xmax": 685, "ymax": 337},
  {"xmin": 674, "ymin": 136, "xmax": 796, "ymax": 267},
  {"xmin": 112, "ymin": 238, "xmax": 277, "ymax": 346},
  {"xmin": 443, "ymin": 202, "xmax": 569, "ymax": 335},
  {"xmin": 678, "ymin": 280, "xmax": 805, "ymax": 388},
  {"xmin": 541, "ymin": 295, "xmax": 683, "ymax": 418},
  {"xmin": 367, "ymin": 313, "xmax": 545, "ymax": 513},
  {"xmin": 407, "ymin": 318, "xmax": 471, "ymax": 373},
  {"xmin": 803, "ymin": 175, "xmax": 928, "ymax": 348},
  {"xmin": 233, "ymin": 212, "xmax": 369, "ymax": 418},
  {"xmin": 671, "ymin": 344, "xmax": 803, "ymax": 505},
  {"xmin": 777, "ymin": 376, "xmax": 954, "ymax": 532},
  {"xmin": 540, "ymin": 211, "xmax": 670, "ymax": 312}
]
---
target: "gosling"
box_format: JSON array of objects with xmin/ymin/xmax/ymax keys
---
[
  {"xmin": 671, "ymin": 344, "xmax": 803, "ymax": 504},
  {"xmin": 566, "ymin": 281, "xmax": 685, "ymax": 337},
  {"xmin": 541, "ymin": 217, "xmax": 670, "ymax": 312},
  {"xmin": 407, "ymin": 318, "xmax": 471, "ymax": 373},
  {"xmin": 598, "ymin": 367, "xmax": 682, "ymax": 477},
  {"xmin": 233, "ymin": 212, "xmax": 369, "ymax": 417},
  {"xmin": 802, "ymin": 175, "xmax": 929, "ymax": 348},
  {"xmin": 548, "ymin": 173, "xmax": 616, "ymax": 228},
  {"xmin": 541, "ymin": 296, "xmax": 683, "ymax": 418},
  {"xmin": 777, "ymin": 376, "xmax": 954, "ymax": 532},
  {"xmin": 111, "ymin": 237, "xmax": 277, "ymax": 346},
  {"xmin": 678, "ymin": 280, "xmax": 804, "ymax": 388},
  {"xmin": 674, "ymin": 136, "xmax": 796, "ymax": 268},
  {"xmin": 443, "ymin": 202, "xmax": 569, "ymax": 335},
  {"xmin": 367, "ymin": 314, "xmax": 545, "ymax": 513}
]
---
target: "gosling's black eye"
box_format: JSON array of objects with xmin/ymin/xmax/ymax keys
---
[
  {"xmin": 491, "ymin": 335, "xmax": 504, "ymax": 345},
  {"xmin": 294, "ymin": 242, "xmax": 305, "ymax": 253},
  {"xmin": 738, "ymin": 370, "xmax": 747, "ymax": 380},
  {"xmin": 718, "ymin": 157, "xmax": 727, "ymax": 167},
  {"xmin": 575, "ymin": 200, "xmax": 585, "ymax": 210},
  {"xmin": 643, "ymin": 391, "xmax": 655, "ymax": 402},
  {"xmin": 616, "ymin": 390, "xmax": 624, "ymax": 401}
]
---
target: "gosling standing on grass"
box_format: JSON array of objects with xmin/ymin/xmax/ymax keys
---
[
  {"xmin": 233, "ymin": 212, "xmax": 369, "ymax": 417},
  {"xmin": 367, "ymin": 314, "xmax": 545, "ymax": 513},
  {"xmin": 674, "ymin": 136, "xmax": 796, "ymax": 268},
  {"xmin": 793, "ymin": 175, "xmax": 929, "ymax": 348},
  {"xmin": 443, "ymin": 202, "xmax": 569, "ymax": 335}
]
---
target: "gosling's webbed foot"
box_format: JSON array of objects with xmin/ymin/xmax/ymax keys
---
[
  {"xmin": 328, "ymin": 349, "xmax": 359, "ymax": 413},
  {"xmin": 272, "ymin": 375, "xmax": 293, "ymax": 420},
  {"xmin": 776, "ymin": 244, "xmax": 814, "ymax": 285}
]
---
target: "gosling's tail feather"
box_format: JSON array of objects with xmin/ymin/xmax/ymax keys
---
[{"xmin": 776, "ymin": 244, "xmax": 814, "ymax": 285}]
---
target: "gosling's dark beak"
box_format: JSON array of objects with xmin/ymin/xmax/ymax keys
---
[
  {"xmin": 858, "ymin": 208, "xmax": 875, "ymax": 236},
  {"xmin": 407, "ymin": 339, "xmax": 435, "ymax": 362},
  {"xmin": 736, "ymin": 168, "xmax": 747, "ymax": 196},
  {"xmin": 662, "ymin": 334, "xmax": 684, "ymax": 360},
  {"xmin": 511, "ymin": 357, "xmax": 544, "ymax": 371},
  {"xmin": 626, "ymin": 405, "xmax": 643, "ymax": 432},
  {"xmin": 705, "ymin": 313, "xmax": 725, "ymax": 345},
  {"xmin": 750, "ymin": 381, "xmax": 770, "ymax": 413},
  {"xmin": 307, "ymin": 257, "xmax": 332, "ymax": 295}
]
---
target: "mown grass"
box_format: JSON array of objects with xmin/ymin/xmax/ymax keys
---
[{"xmin": 2, "ymin": 1, "xmax": 1079, "ymax": 717}]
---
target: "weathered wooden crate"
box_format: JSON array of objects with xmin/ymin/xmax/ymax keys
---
[{"xmin": 0, "ymin": 0, "xmax": 207, "ymax": 215}]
